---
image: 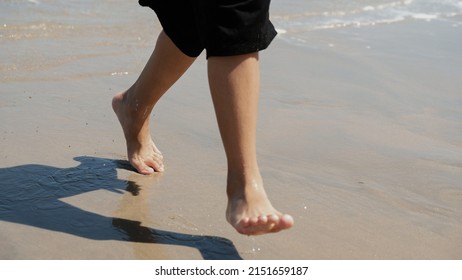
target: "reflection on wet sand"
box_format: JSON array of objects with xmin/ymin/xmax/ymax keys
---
[{"xmin": 0, "ymin": 156, "xmax": 241, "ymax": 260}]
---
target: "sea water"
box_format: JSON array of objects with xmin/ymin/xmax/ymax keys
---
[
  {"xmin": 2, "ymin": 0, "xmax": 462, "ymax": 36},
  {"xmin": 270, "ymin": 0, "xmax": 462, "ymax": 45}
]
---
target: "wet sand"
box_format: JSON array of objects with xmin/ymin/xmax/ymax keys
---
[{"xmin": 1, "ymin": 4, "xmax": 461, "ymax": 259}]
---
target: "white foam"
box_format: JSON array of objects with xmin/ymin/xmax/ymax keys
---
[
  {"xmin": 363, "ymin": 6, "xmax": 376, "ymax": 11},
  {"xmin": 411, "ymin": 13, "xmax": 439, "ymax": 20}
]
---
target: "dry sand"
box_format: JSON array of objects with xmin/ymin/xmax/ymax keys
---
[{"xmin": 1, "ymin": 5, "xmax": 461, "ymax": 259}]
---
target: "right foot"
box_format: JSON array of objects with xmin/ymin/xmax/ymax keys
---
[
  {"xmin": 226, "ymin": 176, "xmax": 294, "ymax": 235},
  {"xmin": 112, "ymin": 91, "xmax": 164, "ymax": 175}
]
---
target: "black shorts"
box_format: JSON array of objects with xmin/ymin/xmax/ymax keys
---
[{"xmin": 139, "ymin": 0, "xmax": 277, "ymax": 58}]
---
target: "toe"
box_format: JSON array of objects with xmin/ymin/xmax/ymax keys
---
[
  {"xmin": 258, "ymin": 215, "xmax": 268, "ymax": 224},
  {"xmin": 267, "ymin": 214, "xmax": 279, "ymax": 224},
  {"xmin": 249, "ymin": 216, "xmax": 259, "ymax": 226},
  {"xmin": 140, "ymin": 167, "xmax": 155, "ymax": 175},
  {"xmin": 136, "ymin": 163, "xmax": 155, "ymax": 175},
  {"xmin": 145, "ymin": 158, "xmax": 164, "ymax": 172},
  {"xmin": 130, "ymin": 157, "xmax": 159, "ymax": 175},
  {"xmin": 234, "ymin": 218, "xmax": 251, "ymax": 234},
  {"xmin": 280, "ymin": 214, "xmax": 294, "ymax": 229}
]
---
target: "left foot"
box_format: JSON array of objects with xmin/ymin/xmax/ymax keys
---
[{"xmin": 112, "ymin": 91, "xmax": 164, "ymax": 175}]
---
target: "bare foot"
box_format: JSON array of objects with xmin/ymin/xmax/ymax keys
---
[
  {"xmin": 112, "ymin": 91, "xmax": 164, "ymax": 175},
  {"xmin": 226, "ymin": 177, "xmax": 294, "ymax": 235}
]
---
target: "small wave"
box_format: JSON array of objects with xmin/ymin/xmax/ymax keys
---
[{"xmin": 272, "ymin": 0, "xmax": 462, "ymax": 33}]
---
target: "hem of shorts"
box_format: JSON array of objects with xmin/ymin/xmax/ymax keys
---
[{"xmin": 163, "ymin": 28, "xmax": 204, "ymax": 58}]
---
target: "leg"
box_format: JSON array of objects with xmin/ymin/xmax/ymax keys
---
[
  {"xmin": 208, "ymin": 53, "xmax": 294, "ymax": 235},
  {"xmin": 112, "ymin": 31, "xmax": 196, "ymax": 174}
]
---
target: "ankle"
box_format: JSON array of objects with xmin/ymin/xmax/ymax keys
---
[
  {"xmin": 115, "ymin": 89, "xmax": 153, "ymax": 119},
  {"xmin": 226, "ymin": 170, "xmax": 263, "ymax": 198}
]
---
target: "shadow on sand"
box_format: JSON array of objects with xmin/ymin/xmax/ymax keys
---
[{"xmin": 0, "ymin": 156, "xmax": 241, "ymax": 260}]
